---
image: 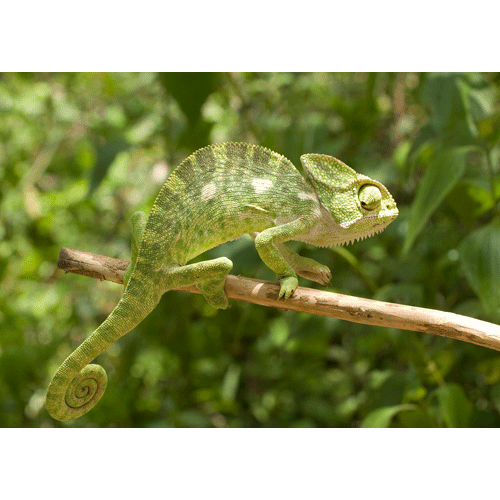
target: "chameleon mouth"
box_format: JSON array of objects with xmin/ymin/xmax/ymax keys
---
[
  {"xmin": 336, "ymin": 210, "xmax": 398, "ymax": 246},
  {"xmin": 337, "ymin": 226, "xmax": 387, "ymax": 246}
]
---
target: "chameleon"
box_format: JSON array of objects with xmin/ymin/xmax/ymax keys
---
[{"xmin": 46, "ymin": 142, "xmax": 398, "ymax": 421}]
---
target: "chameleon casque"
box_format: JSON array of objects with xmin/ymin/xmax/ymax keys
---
[{"xmin": 46, "ymin": 142, "xmax": 398, "ymax": 421}]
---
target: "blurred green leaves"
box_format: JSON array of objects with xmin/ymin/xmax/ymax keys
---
[
  {"xmin": 459, "ymin": 221, "xmax": 500, "ymax": 321},
  {"xmin": 403, "ymin": 146, "xmax": 471, "ymax": 254},
  {"xmin": 158, "ymin": 73, "xmax": 219, "ymax": 149},
  {"xmin": 361, "ymin": 404, "xmax": 416, "ymax": 428},
  {"xmin": 89, "ymin": 137, "xmax": 130, "ymax": 195},
  {"xmin": 432, "ymin": 384, "xmax": 473, "ymax": 428},
  {"xmin": 2, "ymin": 72, "xmax": 500, "ymax": 428},
  {"xmin": 401, "ymin": 72, "xmax": 500, "ymax": 323}
]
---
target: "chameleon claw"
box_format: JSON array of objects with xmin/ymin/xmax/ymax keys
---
[{"xmin": 278, "ymin": 276, "xmax": 299, "ymax": 299}]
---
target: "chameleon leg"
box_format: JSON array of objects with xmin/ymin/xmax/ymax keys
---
[
  {"xmin": 124, "ymin": 211, "xmax": 148, "ymax": 287},
  {"xmin": 276, "ymin": 242, "xmax": 332, "ymax": 286},
  {"xmin": 162, "ymin": 257, "xmax": 233, "ymax": 309},
  {"xmin": 254, "ymin": 217, "xmax": 316, "ymax": 299}
]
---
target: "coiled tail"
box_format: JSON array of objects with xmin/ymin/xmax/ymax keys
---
[{"xmin": 46, "ymin": 277, "xmax": 161, "ymax": 421}]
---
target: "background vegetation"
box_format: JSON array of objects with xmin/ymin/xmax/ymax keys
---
[{"xmin": 1, "ymin": 72, "xmax": 500, "ymax": 427}]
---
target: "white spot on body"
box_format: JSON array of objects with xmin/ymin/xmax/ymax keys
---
[
  {"xmin": 251, "ymin": 178, "xmax": 273, "ymax": 194},
  {"xmin": 298, "ymin": 192, "xmax": 317, "ymax": 201},
  {"xmin": 201, "ymin": 182, "xmax": 217, "ymax": 201}
]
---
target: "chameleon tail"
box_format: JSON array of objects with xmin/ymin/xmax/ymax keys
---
[{"xmin": 46, "ymin": 277, "xmax": 161, "ymax": 421}]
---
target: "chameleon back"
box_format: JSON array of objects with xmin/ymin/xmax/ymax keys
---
[{"xmin": 136, "ymin": 142, "xmax": 319, "ymax": 268}]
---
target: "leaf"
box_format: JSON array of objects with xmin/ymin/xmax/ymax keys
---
[
  {"xmin": 432, "ymin": 384, "xmax": 472, "ymax": 427},
  {"xmin": 421, "ymin": 73, "xmax": 458, "ymax": 133},
  {"xmin": 402, "ymin": 146, "xmax": 471, "ymax": 254},
  {"xmin": 458, "ymin": 74, "xmax": 495, "ymax": 132},
  {"xmin": 490, "ymin": 383, "xmax": 500, "ymax": 415},
  {"xmin": 419, "ymin": 73, "xmax": 478, "ymax": 146},
  {"xmin": 459, "ymin": 220, "xmax": 500, "ymax": 320},
  {"xmin": 361, "ymin": 404, "xmax": 416, "ymax": 428},
  {"xmin": 158, "ymin": 72, "xmax": 218, "ymax": 125},
  {"xmin": 446, "ymin": 180, "xmax": 494, "ymax": 224},
  {"xmin": 88, "ymin": 137, "xmax": 129, "ymax": 195},
  {"xmin": 407, "ymin": 123, "xmax": 435, "ymax": 163},
  {"xmin": 476, "ymin": 356, "xmax": 500, "ymax": 385},
  {"xmin": 157, "ymin": 72, "xmax": 220, "ymax": 149},
  {"xmin": 397, "ymin": 408, "xmax": 439, "ymax": 427}
]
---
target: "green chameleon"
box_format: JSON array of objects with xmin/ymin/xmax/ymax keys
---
[{"xmin": 46, "ymin": 142, "xmax": 398, "ymax": 421}]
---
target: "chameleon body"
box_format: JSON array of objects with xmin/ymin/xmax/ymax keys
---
[{"xmin": 46, "ymin": 142, "xmax": 398, "ymax": 421}]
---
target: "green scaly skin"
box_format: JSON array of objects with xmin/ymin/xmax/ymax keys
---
[{"xmin": 46, "ymin": 142, "xmax": 398, "ymax": 421}]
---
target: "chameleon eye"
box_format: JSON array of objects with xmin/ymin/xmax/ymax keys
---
[{"xmin": 358, "ymin": 184, "xmax": 382, "ymax": 211}]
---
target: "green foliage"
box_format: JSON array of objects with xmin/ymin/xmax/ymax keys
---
[
  {"xmin": 1, "ymin": 72, "xmax": 500, "ymax": 427},
  {"xmin": 403, "ymin": 146, "xmax": 470, "ymax": 254}
]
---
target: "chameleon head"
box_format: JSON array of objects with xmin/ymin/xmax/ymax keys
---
[{"xmin": 300, "ymin": 153, "xmax": 398, "ymax": 246}]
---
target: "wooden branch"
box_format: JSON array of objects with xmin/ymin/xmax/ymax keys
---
[{"xmin": 57, "ymin": 247, "xmax": 500, "ymax": 352}]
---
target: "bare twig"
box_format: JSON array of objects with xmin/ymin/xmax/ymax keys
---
[{"xmin": 57, "ymin": 247, "xmax": 500, "ymax": 352}]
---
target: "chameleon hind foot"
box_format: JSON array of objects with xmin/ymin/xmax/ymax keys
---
[
  {"xmin": 197, "ymin": 257, "xmax": 233, "ymax": 309},
  {"xmin": 199, "ymin": 284, "xmax": 229, "ymax": 309},
  {"xmin": 163, "ymin": 257, "xmax": 233, "ymax": 310}
]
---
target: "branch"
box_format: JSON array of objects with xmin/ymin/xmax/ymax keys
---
[{"xmin": 57, "ymin": 247, "xmax": 500, "ymax": 352}]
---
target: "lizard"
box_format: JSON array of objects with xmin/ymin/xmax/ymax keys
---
[{"xmin": 46, "ymin": 142, "xmax": 398, "ymax": 421}]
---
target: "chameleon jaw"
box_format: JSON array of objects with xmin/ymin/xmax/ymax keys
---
[
  {"xmin": 335, "ymin": 210, "xmax": 399, "ymax": 246},
  {"xmin": 336, "ymin": 226, "xmax": 387, "ymax": 246}
]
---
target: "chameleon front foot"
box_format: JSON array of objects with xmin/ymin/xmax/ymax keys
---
[
  {"xmin": 278, "ymin": 275, "xmax": 299, "ymax": 299},
  {"xmin": 275, "ymin": 243, "xmax": 332, "ymax": 286}
]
